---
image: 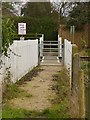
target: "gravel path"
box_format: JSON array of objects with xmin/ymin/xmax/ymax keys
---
[{"xmin": 10, "ymin": 66, "xmax": 61, "ymax": 111}]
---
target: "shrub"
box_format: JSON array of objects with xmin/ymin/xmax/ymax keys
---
[
  {"xmin": 2, "ymin": 18, "xmax": 17, "ymax": 56},
  {"xmin": 11, "ymin": 16, "xmax": 58, "ymax": 40}
]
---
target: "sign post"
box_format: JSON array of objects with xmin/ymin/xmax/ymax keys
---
[
  {"xmin": 18, "ymin": 23, "xmax": 26, "ymax": 40},
  {"xmin": 70, "ymin": 25, "xmax": 75, "ymax": 44}
]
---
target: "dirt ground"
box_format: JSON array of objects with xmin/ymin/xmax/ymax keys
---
[{"xmin": 10, "ymin": 66, "xmax": 61, "ymax": 111}]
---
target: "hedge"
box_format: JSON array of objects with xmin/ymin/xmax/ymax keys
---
[{"xmin": 11, "ymin": 16, "xmax": 58, "ymax": 40}]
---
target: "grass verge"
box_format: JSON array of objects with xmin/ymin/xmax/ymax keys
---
[
  {"xmin": 2, "ymin": 66, "xmax": 44, "ymax": 118},
  {"xmin": 3, "ymin": 65, "xmax": 43, "ymax": 99},
  {"xmin": 2, "ymin": 66, "xmax": 71, "ymax": 118}
]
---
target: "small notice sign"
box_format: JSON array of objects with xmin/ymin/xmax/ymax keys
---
[{"xmin": 18, "ymin": 23, "xmax": 26, "ymax": 35}]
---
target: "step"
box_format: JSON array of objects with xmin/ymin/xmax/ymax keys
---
[
  {"xmin": 42, "ymin": 56, "xmax": 59, "ymax": 60},
  {"xmin": 41, "ymin": 59, "xmax": 60, "ymax": 62},
  {"xmin": 40, "ymin": 63, "xmax": 61, "ymax": 66}
]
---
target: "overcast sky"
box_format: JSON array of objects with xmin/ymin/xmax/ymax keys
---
[
  {"xmin": 2, "ymin": 0, "xmax": 90, "ymax": 2},
  {"xmin": 1, "ymin": 0, "xmax": 90, "ymax": 16}
]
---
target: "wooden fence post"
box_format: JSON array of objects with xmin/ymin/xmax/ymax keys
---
[
  {"xmin": 78, "ymin": 70, "xmax": 85, "ymax": 118},
  {"xmin": 72, "ymin": 44, "xmax": 78, "ymax": 91}
]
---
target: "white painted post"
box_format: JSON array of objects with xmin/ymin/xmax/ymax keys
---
[
  {"xmin": 40, "ymin": 37, "xmax": 43, "ymax": 57},
  {"xmin": 42, "ymin": 34, "xmax": 44, "ymax": 53},
  {"xmin": 60, "ymin": 37, "xmax": 62, "ymax": 58},
  {"xmin": 58, "ymin": 35, "xmax": 62, "ymax": 58},
  {"xmin": 64, "ymin": 39, "xmax": 72, "ymax": 89},
  {"xmin": 42, "ymin": 34, "xmax": 44, "ymax": 41},
  {"xmin": 58, "ymin": 35, "xmax": 60, "ymax": 57}
]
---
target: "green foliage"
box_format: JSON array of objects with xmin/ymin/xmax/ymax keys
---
[
  {"xmin": 86, "ymin": 49, "xmax": 90, "ymax": 56},
  {"xmin": 21, "ymin": 2, "xmax": 52, "ymax": 17},
  {"xmin": 2, "ymin": 105, "xmax": 31, "ymax": 118},
  {"xmin": 2, "ymin": 18, "xmax": 16, "ymax": 56},
  {"xmin": 12, "ymin": 16, "xmax": 58, "ymax": 40},
  {"xmin": 3, "ymin": 66, "xmax": 42, "ymax": 100},
  {"xmin": 2, "ymin": 66, "xmax": 71, "ymax": 118},
  {"xmin": 3, "ymin": 82, "xmax": 32, "ymax": 101},
  {"xmin": 40, "ymin": 104, "xmax": 70, "ymax": 118},
  {"xmin": 12, "ymin": 2, "xmax": 58, "ymax": 40},
  {"xmin": 66, "ymin": 2, "xmax": 90, "ymax": 30},
  {"xmin": 39, "ymin": 68, "xmax": 70, "ymax": 118},
  {"xmin": 4, "ymin": 67, "xmax": 12, "ymax": 84},
  {"xmin": 2, "ymin": 2, "xmax": 14, "ymax": 11},
  {"xmin": 3, "ymin": 84, "xmax": 21, "ymax": 100}
]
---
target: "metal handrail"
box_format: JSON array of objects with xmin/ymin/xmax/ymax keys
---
[
  {"xmin": 42, "ymin": 44, "xmax": 58, "ymax": 46},
  {"xmin": 43, "ymin": 41, "xmax": 58, "ymax": 42}
]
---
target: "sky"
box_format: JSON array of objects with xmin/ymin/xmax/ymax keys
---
[
  {"xmin": 1, "ymin": 0, "xmax": 90, "ymax": 16},
  {"xmin": 1, "ymin": 0, "xmax": 90, "ymax": 2}
]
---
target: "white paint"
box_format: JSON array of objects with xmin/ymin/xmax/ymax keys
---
[
  {"xmin": 18, "ymin": 23, "xmax": 26, "ymax": 35},
  {"xmin": 42, "ymin": 56, "xmax": 44, "ymax": 60},
  {"xmin": 0, "ymin": 40, "xmax": 38, "ymax": 83},
  {"xmin": 58, "ymin": 35, "xmax": 62, "ymax": 57},
  {"xmin": 64, "ymin": 39, "xmax": 72, "ymax": 88},
  {"xmin": 58, "ymin": 60, "xmax": 60, "ymax": 63},
  {"xmin": 42, "ymin": 60, "xmax": 44, "ymax": 62},
  {"xmin": 40, "ymin": 34, "xmax": 44, "ymax": 57},
  {"xmin": 57, "ymin": 57, "xmax": 59, "ymax": 59}
]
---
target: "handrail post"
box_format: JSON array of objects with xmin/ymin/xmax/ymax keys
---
[{"xmin": 58, "ymin": 35, "xmax": 62, "ymax": 60}]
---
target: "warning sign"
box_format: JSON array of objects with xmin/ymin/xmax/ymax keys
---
[{"xmin": 18, "ymin": 23, "xmax": 26, "ymax": 35}]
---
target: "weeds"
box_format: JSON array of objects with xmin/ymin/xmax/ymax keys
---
[
  {"xmin": 2, "ymin": 104, "xmax": 31, "ymax": 118},
  {"xmin": 2, "ymin": 83, "xmax": 33, "ymax": 103},
  {"xmin": 16, "ymin": 66, "xmax": 43, "ymax": 85},
  {"xmin": 52, "ymin": 68, "xmax": 70, "ymax": 102},
  {"xmin": 36, "ymin": 67, "xmax": 71, "ymax": 118},
  {"xmin": 46, "ymin": 67, "xmax": 71, "ymax": 118},
  {"xmin": 2, "ymin": 66, "xmax": 71, "ymax": 118},
  {"xmin": 3, "ymin": 66, "xmax": 43, "ymax": 102}
]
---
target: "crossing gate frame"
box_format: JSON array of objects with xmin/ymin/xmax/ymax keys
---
[{"xmin": 40, "ymin": 40, "xmax": 62, "ymax": 58}]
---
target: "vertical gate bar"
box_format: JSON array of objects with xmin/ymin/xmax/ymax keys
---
[
  {"xmin": 58, "ymin": 40, "xmax": 60, "ymax": 57},
  {"xmin": 58, "ymin": 35, "xmax": 62, "ymax": 59},
  {"xmin": 40, "ymin": 34, "xmax": 44, "ymax": 57},
  {"xmin": 41, "ymin": 41, "xmax": 43, "ymax": 57}
]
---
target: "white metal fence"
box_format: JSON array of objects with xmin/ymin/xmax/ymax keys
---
[
  {"xmin": 58, "ymin": 35, "xmax": 62, "ymax": 58},
  {"xmin": 0, "ymin": 40, "xmax": 38, "ymax": 83},
  {"xmin": 40, "ymin": 34, "xmax": 44, "ymax": 57},
  {"xmin": 64, "ymin": 39, "xmax": 72, "ymax": 86}
]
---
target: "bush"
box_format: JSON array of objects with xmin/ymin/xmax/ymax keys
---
[
  {"xmin": 11, "ymin": 16, "xmax": 58, "ymax": 40},
  {"xmin": 2, "ymin": 18, "xmax": 17, "ymax": 56}
]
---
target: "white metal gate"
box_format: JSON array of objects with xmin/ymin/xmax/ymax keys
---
[{"xmin": 39, "ymin": 39, "xmax": 62, "ymax": 65}]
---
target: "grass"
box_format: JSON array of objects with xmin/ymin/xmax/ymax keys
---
[
  {"xmin": 3, "ymin": 83, "xmax": 32, "ymax": 103},
  {"xmin": 39, "ymin": 102, "xmax": 70, "ymax": 118},
  {"xmin": 3, "ymin": 83, "xmax": 21, "ymax": 101},
  {"xmin": 80, "ymin": 61, "xmax": 90, "ymax": 78},
  {"xmin": 80, "ymin": 48, "xmax": 90, "ymax": 77},
  {"xmin": 80, "ymin": 61, "xmax": 90, "ymax": 70},
  {"xmin": 2, "ymin": 104, "xmax": 31, "ymax": 118},
  {"xmin": 2, "ymin": 66, "xmax": 71, "ymax": 118},
  {"xmin": 2, "ymin": 66, "xmax": 44, "ymax": 118},
  {"xmin": 3, "ymin": 66, "xmax": 43, "ymax": 101},
  {"xmin": 46, "ymin": 67, "xmax": 71, "ymax": 118},
  {"xmin": 85, "ymin": 49, "xmax": 90, "ymax": 56},
  {"xmin": 30, "ymin": 67, "xmax": 70, "ymax": 118}
]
